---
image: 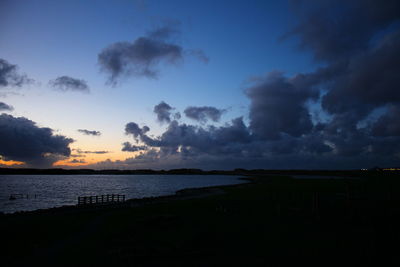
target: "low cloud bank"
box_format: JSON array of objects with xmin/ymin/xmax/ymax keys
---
[{"xmin": 0, "ymin": 114, "xmax": 73, "ymax": 167}]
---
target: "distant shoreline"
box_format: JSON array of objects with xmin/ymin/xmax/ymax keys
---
[{"xmin": 0, "ymin": 167, "xmax": 383, "ymax": 176}]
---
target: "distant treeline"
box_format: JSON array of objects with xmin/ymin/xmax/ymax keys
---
[{"xmin": 0, "ymin": 167, "xmax": 395, "ymax": 176}]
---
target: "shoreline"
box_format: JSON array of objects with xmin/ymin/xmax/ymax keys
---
[
  {"xmin": 1, "ymin": 177, "xmax": 254, "ymax": 217},
  {"xmin": 3, "ymin": 174, "xmax": 400, "ymax": 266}
]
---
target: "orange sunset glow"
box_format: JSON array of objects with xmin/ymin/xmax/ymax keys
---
[{"xmin": 0, "ymin": 159, "xmax": 24, "ymax": 166}]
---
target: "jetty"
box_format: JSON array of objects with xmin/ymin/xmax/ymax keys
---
[{"xmin": 77, "ymin": 194, "xmax": 125, "ymax": 206}]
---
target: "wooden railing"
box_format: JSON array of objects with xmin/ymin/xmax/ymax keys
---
[{"xmin": 78, "ymin": 194, "xmax": 126, "ymax": 206}]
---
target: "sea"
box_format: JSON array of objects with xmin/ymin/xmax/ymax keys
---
[{"xmin": 0, "ymin": 174, "xmax": 245, "ymax": 214}]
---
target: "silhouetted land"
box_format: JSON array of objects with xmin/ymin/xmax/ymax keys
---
[
  {"xmin": 2, "ymin": 172, "xmax": 400, "ymax": 266},
  {"xmin": 0, "ymin": 166, "xmax": 393, "ymax": 176}
]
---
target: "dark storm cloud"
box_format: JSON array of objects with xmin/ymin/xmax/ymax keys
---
[
  {"xmin": 125, "ymin": 122, "xmax": 149, "ymax": 139},
  {"xmin": 278, "ymin": 0, "xmax": 400, "ymax": 163},
  {"xmin": 0, "ymin": 58, "xmax": 32, "ymax": 88},
  {"xmin": 49, "ymin": 76, "xmax": 90, "ymax": 93},
  {"xmin": 246, "ymin": 71, "xmax": 318, "ymax": 140},
  {"xmin": 321, "ymin": 31, "xmax": 400, "ymax": 118},
  {"xmin": 0, "ymin": 114, "xmax": 73, "ymax": 167},
  {"xmin": 124, "ymin": 117, "xmax": 252, "ymax": 157},
  {"xmin": 288, "ymin": 0, "xmax": 400, "ymax": 62},
  {"xmin": 153, "ymin": 101, "xmax": 173, "ymax": 124},
  {"xmin": 372, "ymin": 105, "xmax": 400, "ymax": 137},
  {"xmin": 77, "ymin": 129, "xmax": 101, "ymax": 136},
  {"xmin": 98, "ymin": 24, "xmax": 207, "ymax": 84},
  {"xmin": 103, "ymin": 113, "xmax": 394, "ymax": 170},
  {"xmin": 103, "ymin": 121, "xmax": 334, "ymax": 170},
  {"xmin": 121, "ymin": 142, "xmax": 147, "ymax": 152},
  {"xmin": 0, "ymin": 102, "xmax": 13, "ymax": 111},
  {"xmin": 184, "ymin": 106, "xmax": 225, "ymax": 123},
  {"xmin": 287, "ymin": 0, "xmax": 400, "ymax": 120}
]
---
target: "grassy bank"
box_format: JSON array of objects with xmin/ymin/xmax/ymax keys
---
[{"xmin": 2, "ymin": 174, "xmax": 400, "ymax": 266}]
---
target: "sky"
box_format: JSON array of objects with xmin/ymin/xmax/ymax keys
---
[{"xmin": 0, "ymin": 0, "xmax": 399, "ymax": 170}]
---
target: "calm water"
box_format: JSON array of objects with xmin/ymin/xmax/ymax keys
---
[{"xmin": 0, "ymin": 175, "xmax": 245, "ymax": 214}]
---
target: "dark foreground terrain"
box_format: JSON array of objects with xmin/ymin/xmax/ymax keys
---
[{"xmin": 2, "ymin": 172, "xmax": 400, "ymax": 266}]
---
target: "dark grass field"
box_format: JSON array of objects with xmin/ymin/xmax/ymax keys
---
[{"xmin": 2, "ymin": 173, "xmax": 400, "ymax": 266}]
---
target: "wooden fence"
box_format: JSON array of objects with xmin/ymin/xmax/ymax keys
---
[{"xmin": 78, "ymin": 194, "xmax": 126, "ymax": 206}]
